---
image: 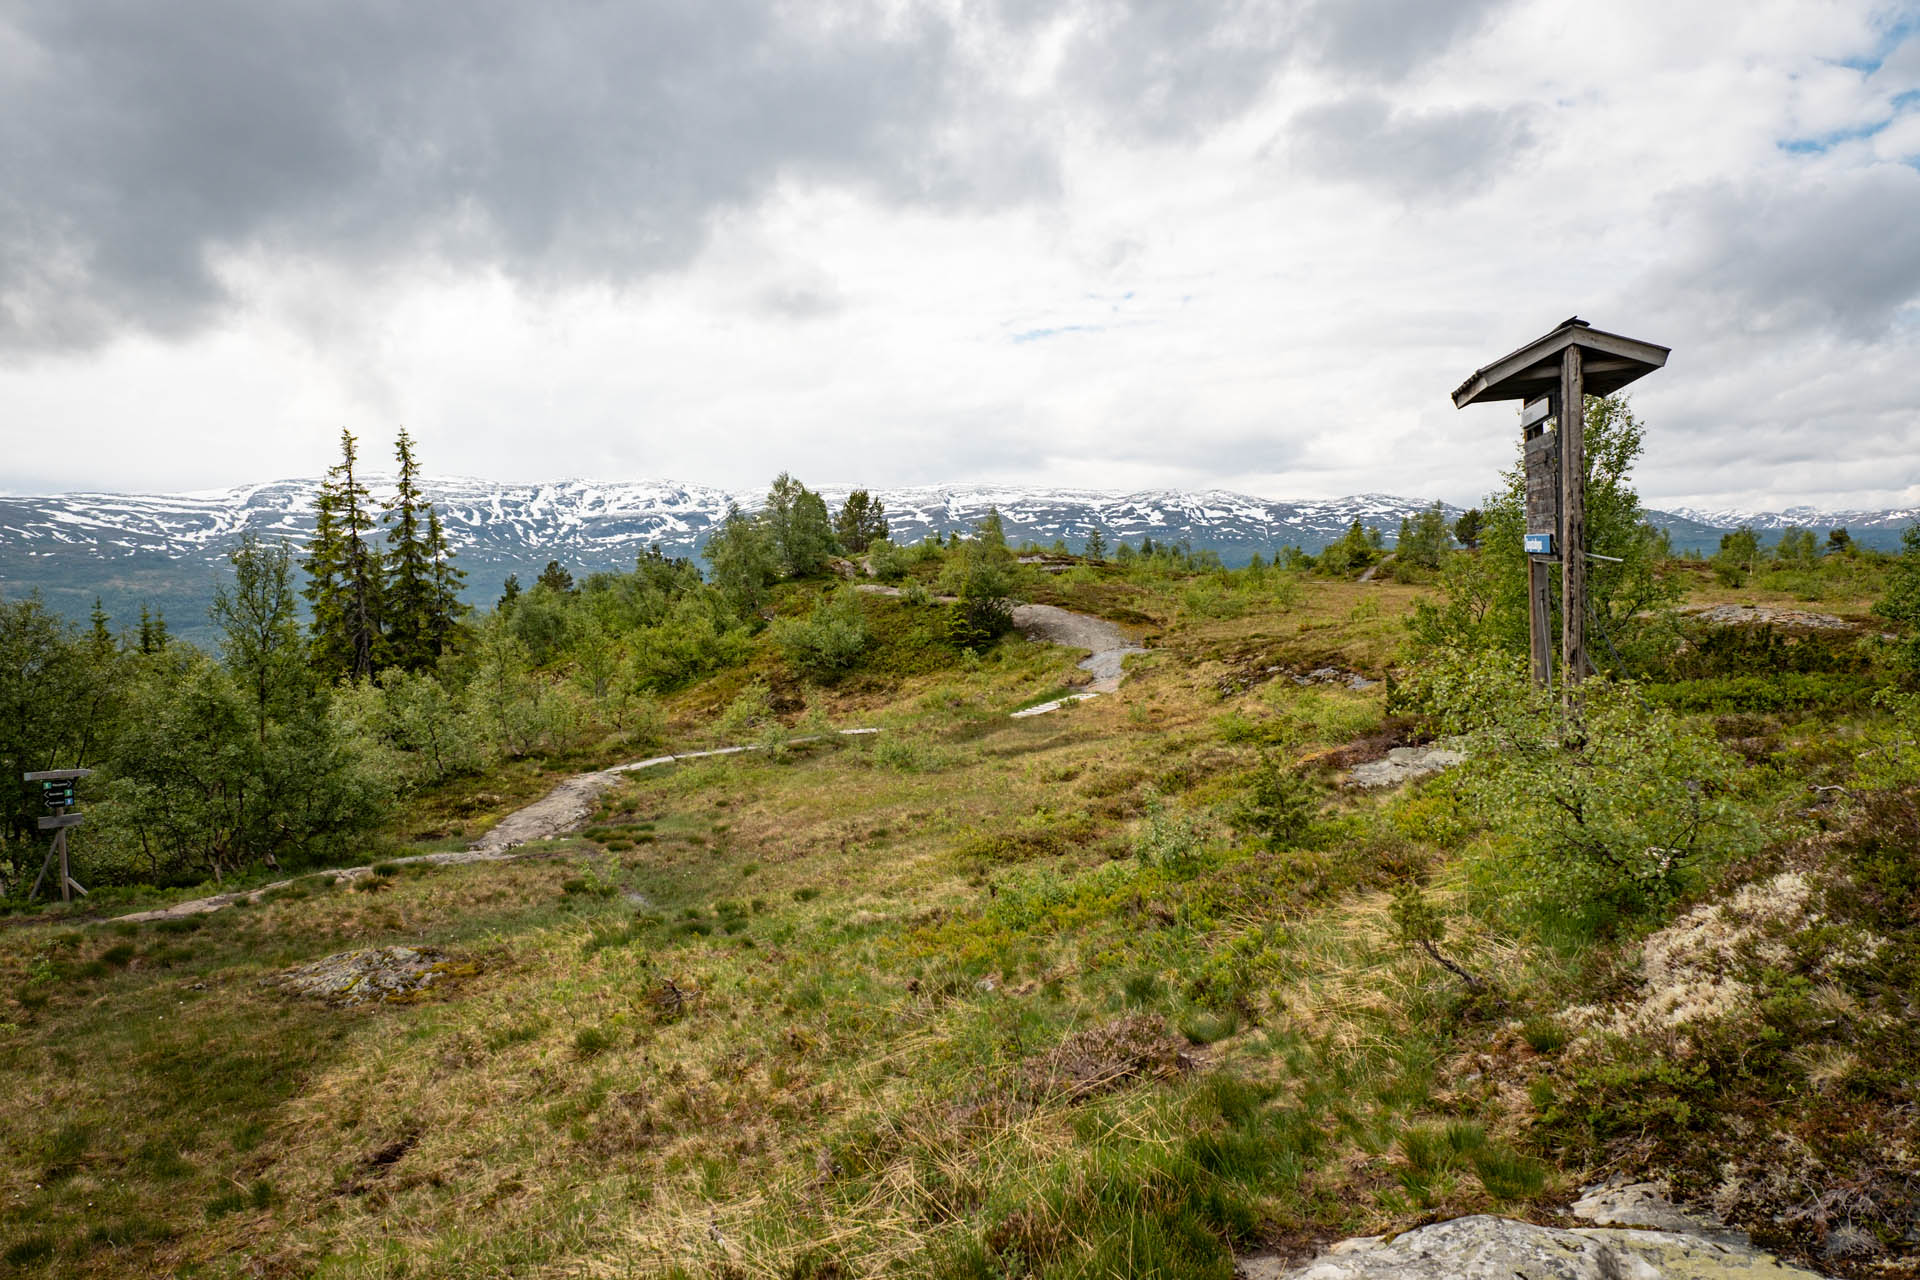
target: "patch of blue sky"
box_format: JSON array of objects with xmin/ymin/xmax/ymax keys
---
[
  {"xmin": 1776, "ymin": 119, "xmax": 1893, "ymax": 154},
  {"xmin": 1834, "ymin": 10, "xmax": 1918, "ymax": 73},
  {"xmin": 1011, "ymin": 324, "xmax": 1103, "ymax": 344}
]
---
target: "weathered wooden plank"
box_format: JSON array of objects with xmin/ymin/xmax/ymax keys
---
[
  {"xmin": 37, "ymin": 813, "xmax": 84, "ymax": 830},
  {"xmin": 24, "ymin": 768, "xmax": 93, "ymax": 782}
]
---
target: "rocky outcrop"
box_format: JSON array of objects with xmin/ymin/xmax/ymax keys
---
[
  {"xmin": 1679, "ymin": 604, "xmax": 1853, "ymax": 631},
  {"xmin": 1348, "ymin": 743, "xmax": 1467, "ymax": 789},
  {"xmin": 268, "ymin": 946, "xmax": 460, "ymax": 1005},
  {"xmin": 1242, "ymin": 1184, "xmax": 1831, "ymax": 1280},
  {"xmin": 1247, "ymin": 1213, "xmax": 1830, "ymax": 1279}
]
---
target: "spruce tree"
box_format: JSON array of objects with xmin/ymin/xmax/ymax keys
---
[
  {"xmin": 1084, "ymin": 528, "xmax": 1107, "ymax": 562},
  {"xmin": 302, "ymin": 474, "xmax": 348, "ymax": 672},
  {"xmin": 1453, "ymin": 508, "xmax": 1483, "ymax": 550},
  {"xmin": 425, "ymin": 505, "xmax": 468, "ymax": 659},
  {"xmin": 382, "ymin": 428, "xmax": 436, "ymax": 671},
  {"xmin": 136, "ymin": 605, "xmax": 170, "ymax": 653},
  {"xmin": 305, "ymin": 430, "xmax": 384, "ymax": 680},
  {"xmin": 88, "ymin": 598, "xmax": 112, "ymax": 658},
  {"xmin": 834, "ymin": 490, "xmax": 889, "ymax": 553}
]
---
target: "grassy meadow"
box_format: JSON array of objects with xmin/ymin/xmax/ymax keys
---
[{"xmin": 3, "ymin": 558, "xmax": 1917, "ymax": 1278}]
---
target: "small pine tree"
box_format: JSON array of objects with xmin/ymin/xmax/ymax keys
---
[
  {"xmin": 1453, "ymin": 508, "xmax": 1483, "ymax": 550},
  {"xmin": 136, "ymin": 604, "xmax": 169, "ymax": 654},
  {"xmin": 1084, "ymin": 528, "xmax": 1107, "ymax": 562},
  {"xmin": 536, "ymin": 560, "xmax": 575, "ymax": 594},
  {"xmin": 88, "ymin": 598, "xmax": 113, "ymax": 659},
  {"xmin": 834, "ymin": 490, "xmax": 889, "ymax": 554},
  {"xmin": 498, "ymin": 573, "xmax": 522, "ymax": 612}
]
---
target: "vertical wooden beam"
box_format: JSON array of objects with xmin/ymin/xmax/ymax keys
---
[
  {"xmin": 1529, "ymin": 559, "xmax": 1553, "ymax": 686},
  {"xmin": 56, "ymin": 827, "xmax": 71, "ymax": 903},
  {"xmin": 1559, "ymin": 346, "xmax": 1587, "ymax": 687}
]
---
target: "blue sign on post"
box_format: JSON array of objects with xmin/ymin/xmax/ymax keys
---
[{"xmin": 1524, "ymin": 532, "xmax": 1554, "ymax": 556}]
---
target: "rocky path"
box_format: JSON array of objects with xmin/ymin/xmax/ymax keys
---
[{"xmin": 106, "ymin": 735, "xmax": 881, "ymax": 923}]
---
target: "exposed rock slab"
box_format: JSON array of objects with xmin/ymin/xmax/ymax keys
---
[
  {"xmin": 1255, "ymin": 1214, "xmax": 1830, "ymax": 1279},
  {"xmin": 1679, "ymin": 604, "xmax": 1852, "ymax": 631},
  {"xmin": 268, "ymin": 946, "xmax": 458, "ymax": 1006},
  {"xmin": 1348, "ymin": 743, "xmax": 1467, "ymax": 789},
  {"xmin": 1008, "ymin": 603, "xmax": 1149, "ymax": 695},
  {"xmin": 1573, "ymin": 1182, "xmax": 1747, "ymax": 1247}
]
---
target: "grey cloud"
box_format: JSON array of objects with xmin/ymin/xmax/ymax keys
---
[
  {"xmin": 1286, "ymin": 94, "xmax": 1535, "ymax": 198},
  {"xmin": 1041, "ymin": 0, "xmax": 1505, "ymax": 141},
  {"xmin": 1296, "ymin": 0, "xmax": 1507, "ymax": 79},
  {"xmin": 0, "ymin": 0, "xmax": 1529, "ymax": 355},
  {"xmin": 0, "ymin": 0, "xmax": 1051, "ymax": 353},
  {"xmin": 1050, "ymin": 0, "xmax": 1294, "ymax": 139},
  {"xmin": 1653, "ymin": 166, "xmax": 1920, "ymax": 338}
]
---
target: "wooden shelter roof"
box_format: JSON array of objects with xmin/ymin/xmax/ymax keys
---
[{"xmin": 1450, "ymin": 317, "xmax": 1669, "ymax": 408}]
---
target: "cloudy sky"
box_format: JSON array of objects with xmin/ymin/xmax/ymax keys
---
[{"xmin": 1, "ymin": 0, "xmax": 1917, "ymax": 512}]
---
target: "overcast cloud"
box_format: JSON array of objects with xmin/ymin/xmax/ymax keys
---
[{"xmin": 0, "ymin": 0, "xmax": 1916, "ymax": 512}]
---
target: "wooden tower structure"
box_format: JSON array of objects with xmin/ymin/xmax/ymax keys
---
[{"xmin": 1451, "ymin": 318, "xmax": 1669, "ymax": 688}]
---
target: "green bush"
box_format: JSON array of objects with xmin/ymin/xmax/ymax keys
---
[
  {"xmin": 772, "ymin": 592, "xmax": 873, "ymax": 679},
  {"xmin": 1232, "ymin": 757, "xmax": 1321, "ymax": 849},
  {"xmin": 1132, "ymin": 798, "xmax": 1211, "ymax": 873},
  {"xmin": 1641, "ymin": 672, "xmax": 1878, "ymax": 714},
  {"xmin": 1404, "ymin": 651, "xmax": 1754, "ymax": 918}
]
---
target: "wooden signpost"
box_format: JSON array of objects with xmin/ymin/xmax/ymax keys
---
[
  {"xmin": 1451, "ymin": 318, "xmax": 1670, "ymax": 691},
  {"xmin": 24, "ymin": 768, "xmax": 92, "ymax": 902}
]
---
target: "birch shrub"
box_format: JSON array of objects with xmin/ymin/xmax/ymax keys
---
[{"xmin": 1404, "ymin": 651, "xmax": 1756, "ymax": 922}]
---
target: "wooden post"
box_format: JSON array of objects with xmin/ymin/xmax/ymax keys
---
[
  {"xmin": 1559, "ymin": 346, "xmax": 1587, "ymax": 687},
  {"xmin": 1529, "ymin": 559, "xmax": 1553, "ymax": 686}
]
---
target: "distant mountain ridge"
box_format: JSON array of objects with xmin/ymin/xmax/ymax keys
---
[{"xmin": 1, "ymin": 476, "xmax": 1912, "ymax": 640}]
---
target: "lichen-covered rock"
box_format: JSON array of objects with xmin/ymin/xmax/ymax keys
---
[
  {"xmin": 1348, "ymin": 743, "xmax": 1467, "ymax": 789},
  {"xmin": 1680, "ymin": 604, "xmax": 1852, "ymax": 631},
  {"xmin": 1572, "ymin": 1181, "xmax": 1747, "ymax": 1246},
  {"xmin": 269, "ymin": 946, "xmax": 459, "ymax": 1005},
  {"xmin": 1260, "ymin": 1215, "xmax": 1830, "ymax": 1279}
]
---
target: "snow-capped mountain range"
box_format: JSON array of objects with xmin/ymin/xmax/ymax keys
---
[
  {"xmin": 0, "ymin": 476, "xmax": 1458, "ymax": 564},
  {"xmin": 0, "ymin": 476, "xmax": 1911, "ymax": 639}
]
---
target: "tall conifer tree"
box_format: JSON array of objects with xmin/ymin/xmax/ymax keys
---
[
  {"xmin": 305, "ymin": 430, "xmax": 384, "ymax": 680},
  {"xmin": 302, "ymin": 474, "xmax": 348, "ymax": 673},
  {"xmin": 383, "ymin": 428, "xmax": 435, "ymax": 671},
  {"xmin": 425, "ymin": 505, "xmax": 468, "ymax": 660}
]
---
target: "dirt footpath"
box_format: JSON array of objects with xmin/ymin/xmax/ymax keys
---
[{"xmin": 99, "ymin": 598, "xmax": 1146, "ymax": 924}]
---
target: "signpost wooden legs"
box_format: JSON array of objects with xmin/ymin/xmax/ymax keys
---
[
  {"xmin": 1528, "ymin": 560, "xmax": 1553, "ymax": 686},
  {"xmin": 30, "ymin": 824, "xmax": 85, "ymax": 903},
  {"xmin": 1558, "ymin": 346, "xmax": 1587, "ymax": 690}
]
